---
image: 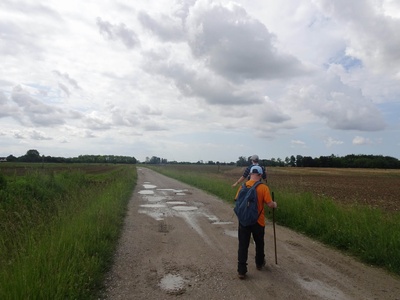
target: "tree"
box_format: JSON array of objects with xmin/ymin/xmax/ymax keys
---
[
  {"xmin": 6, "ymin": 155, "xmax": 17, "ymax": 162},
  {"xmin": 296, "ymin": 155, "xmax": 303, "ymax": 167},
  {"xmin": 20, "ymin": 149, "xmax": 41, "ymax": 162},
  {"xmin": 236, "ymin": 156, "xmax": 248, "ymax": 166},
  {"xmin": 290, "ymin": 155, "xmax": 296, "ymax": 167}
]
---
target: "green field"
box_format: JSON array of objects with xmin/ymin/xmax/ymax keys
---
[{"xmin": 0, "ymin": 163, "xmax": 137, "ymax": 299}]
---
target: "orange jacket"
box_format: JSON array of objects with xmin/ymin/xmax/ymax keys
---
[{"xmin": 235, "ymin": 180, "xmax": 273, "ymax": 227}]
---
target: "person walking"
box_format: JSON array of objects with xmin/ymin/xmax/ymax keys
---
[
  {"xmin": 234, "ymin": 165, "xmax": 277, "ymax": 279},
  {"xmin": 232, "ymin": 154, "xmax": 267, "ymax": 187}
]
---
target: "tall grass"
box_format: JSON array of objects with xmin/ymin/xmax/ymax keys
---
[
  {"xmin": 0, "ymin": 165, "xmax": 137, "ymax": 299},
  {"xmin": 149, "ymin": 165, "xmax": 400, "ymax": 276}
]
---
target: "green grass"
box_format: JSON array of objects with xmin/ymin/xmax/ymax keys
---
[
  {"xmin": 0, "ymin": 164, "xmax": 137, "ymax": 299},
  {"xmin": 148, "ymin": 164, "xmax": 400, "ymax": 276}
]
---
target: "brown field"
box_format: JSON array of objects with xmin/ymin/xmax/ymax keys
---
[
  {"xmin": 254, "ymin": 167, "xmax": 400, "ymax": 212},
  {"xmin": 222, "ymin": 166, "xmax": 400, "ymax": 212}
]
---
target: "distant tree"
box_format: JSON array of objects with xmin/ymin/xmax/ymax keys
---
[
  {"xmin": 290, "ymin": 155, "xmax": 296, "ymax": 167},
  {"xmin": 236, "ymin": 156, "xmax": 248, "ymax": 166},
  {"xmin": 20, "ymin": 149, "xmax": 41, "ymax": 162},
  {"xmin": 296, "ymin": 155, "xmax": 303, "ymax": 167},
  {"xmin": 6, "ymin": 155, "xmax": 17, "ymax": 162}
]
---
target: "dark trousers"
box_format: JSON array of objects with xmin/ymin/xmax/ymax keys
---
[{"xmin": 237, "ymin": 222, "xmax": 265, "ymax": 275}]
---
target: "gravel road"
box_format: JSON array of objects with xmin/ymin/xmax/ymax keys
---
[{"xmin": 103, "ymin": 167, "xmax": 400, "ymax": 299}]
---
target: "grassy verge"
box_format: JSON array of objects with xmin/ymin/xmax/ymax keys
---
[
  {"xmin": 148, "ymin": 165, "xmax": 400, "ymax": 276},
  {"xmin": 0, "ymin": 164, "xmax": 137, "ymax": 299}
]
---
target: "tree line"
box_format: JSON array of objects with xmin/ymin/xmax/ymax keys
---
[
  {"xmin": 3, "ymin": 150, "xmax": 137, "ymax": 164},
  {"xmin": 3, "ymin": 150, "xmax": 399, "ymax": 169},
  {"xmin": 256, "ymin": 154, "xmax": 400, "ymax": 169}
]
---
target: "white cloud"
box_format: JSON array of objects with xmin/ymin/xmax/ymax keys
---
[
  {"xmin": 352, "ymin": 136, "xmax": 373, "ymax": 145},
  {"xmin": 324, "ymin": 137, "xmax": 344, "ymax": 148},
  {"xmin": 0, "ymin": 0, "xmax": 399, "ymax": 161}
]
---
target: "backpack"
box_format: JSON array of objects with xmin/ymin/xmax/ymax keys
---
[{"xmin": 234, "ymin": 181, "xmax": 263, "ymax": 226}]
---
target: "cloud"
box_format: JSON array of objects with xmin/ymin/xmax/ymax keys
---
[
  {"xmin": 138, "ymin": 11, "xmax": 185, "ymax": 41},
  {"xmin": 1, "ymin": 0, "xmax": 399, "ymax": 161},
  {"xmin": 289, "ymin": 72, "xmax": 386, "ymax": 131},
  {"xmin": 10, "ymin": 85, "xmax": 68, "ymax": 126},
  {"xmin": 185, "ymin": 1, "xmax": 308, "ymax": 82},
  {"xmin": 29, "ymin": 130, "xmax": 53, "ymax": 140},
  {"xmin": 324, "ymin": 137, "xmax": 344, "ymax": 148},
  {"xmin": 315, "ymin": 0, "xmax": 400, "ymax": 75},
  {"xmin": 96, "ymin": 17, "xmax": 140, "ymax": 49},
  {"xmin": 53, "ymin": 70, "xmax": 81, "ymax": 90},
  {"xmin": 291, "ymin": 140, "xmax": 306, "ymax": 147},
  {"xmin": 352, "ymin": 135, "xmax": 372, "ymax": 145},
  {"xmin": 142, "ymin": 53, "xmax": 264, "ymax": 105}
]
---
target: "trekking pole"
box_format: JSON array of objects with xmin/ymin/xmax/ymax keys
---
[{"xmin": 272, "ymin": 191, "xmax": 278, "ymax": 264}]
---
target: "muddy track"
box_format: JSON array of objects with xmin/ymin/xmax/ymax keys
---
[{"xmin": 103, "ymin": 168, "xmax": 400, "ymax": 299}]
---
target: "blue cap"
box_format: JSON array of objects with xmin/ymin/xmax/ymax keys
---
[{"xmin": 250, "ymin": 166, "xmax": 262, "ymax": 174}]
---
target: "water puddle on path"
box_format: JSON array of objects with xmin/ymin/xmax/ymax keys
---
[
  {"xmin": 159, "ymin": 273, "xmax": 186, "ymax": 294},
  {"xmin": 213, "ymin": 221, "xmax": 234, "ymax": 225},
  {"xmin": 144, "ymin": 195, "xmax": 167, "ymax": 202},
  {"xmin": 138, "ymin": 190, "xmax": 154, "ymax": 195},
  {"xmin": 140, "ymin": 204, "xmax": 166, "ymax": 208},
  {"xmin": 166, "ymin": 201, "xmax": 187, "ymax": 205},
  {"xmin": 143, "ymin": 184, "xmax": 157, "ymax": 189},
  {"xmin": 158, "ymin": 188, "xmax": 188, "ymax": 195},
  {"xmin": 224, "ymin": 230, "xmax": 238, "ymax": 238},
  {"xmin": 295, "ymin": 275, "xmax": 346, "ymax": 300},
  {"xmin": 172, "ymin": 206, "xmax": 198, "ymax": 211}
]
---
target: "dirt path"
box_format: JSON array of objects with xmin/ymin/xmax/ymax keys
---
[{"xmin": 103, "ymin": 168, "xmax": 400, "ymax": 299}]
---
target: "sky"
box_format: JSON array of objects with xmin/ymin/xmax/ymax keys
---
[{"xmin": 1, "ymin": 0, "xmax": 400, "ymax": 163}]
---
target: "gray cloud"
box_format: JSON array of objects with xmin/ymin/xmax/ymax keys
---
[
  {"xmin": 316, "ymin": 0, "xmax": 400, "ymax": 74},
  {"xmin": 143, "ymin": 51, "xmax": 263, "ymax": 106},
  {"xmin": 185, "ymin": 2, "xmax": 308, "ymax": 82},
  {"xmin": 138, "ymin": 11, "xmax": 185, "ymax": 41},
  {"xmin": 291, "ymin": 81, "xmax": 386, "ymax": 132},
  {"xmin": 29, "ymin": 129, "xmax": 53, "ymax": 140},
  {"xmin": 53, "ymin": 70, "xmax": 81, "ymax": 90},
  {"xmin": 96, "ymin": 17, "xmax": 140, "ymax": 49},
  {"xmin": 322, "ymin": 92, "xmax": 385, "ymax": 131},
  {"xmin": 11, "ymin": 85, "xmax": 66, "ymax": 126}
]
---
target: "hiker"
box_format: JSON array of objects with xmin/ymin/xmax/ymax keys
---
[
  {"xmin": 234, "ymin": 165, "xmax": 277, "ymax": 279},
  {"xmin": 232, "ymin": 154, "xmax": 267, "ymax": 187}
]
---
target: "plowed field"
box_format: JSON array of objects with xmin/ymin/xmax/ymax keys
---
[{"xmin": 261, "ymin": 167, "xmax": 400, "ymax": 212}]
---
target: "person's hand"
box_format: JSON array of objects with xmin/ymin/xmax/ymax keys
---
[{"xmin": 232, "ymin": 182, "xmax": 237, "ymax": 187}]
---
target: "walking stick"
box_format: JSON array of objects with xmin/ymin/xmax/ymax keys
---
[{"xmin": 272, "ymin": 191, "xmax": 278, "ymax": 264}]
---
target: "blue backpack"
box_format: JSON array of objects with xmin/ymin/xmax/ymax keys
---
[{"xmin": 234, "ymin": 181, "xmax": 262, "ymax": 226}]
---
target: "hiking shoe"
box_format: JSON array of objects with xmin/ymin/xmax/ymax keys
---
[
  {"xmin": 256, "ymin": 260, "xmax": 266, "ymax": 270},
  {"xmin": 238, "ymin": 273, "xmax": 246, "ymax": 280}
]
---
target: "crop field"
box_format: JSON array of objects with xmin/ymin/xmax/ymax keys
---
[
  {"xmin": 258, "ymin": 167, "xmax": 400, "ymax": 212},
  {"xmin": 153, "ymin": 164, "xmax": 400, "ymax": 213}
]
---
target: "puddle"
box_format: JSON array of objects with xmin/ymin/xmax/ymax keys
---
[
  {"xmin": 138, "ymin": 190, "xmax": 154, "ymax": 195},
  {"xmin": 166, "ymin": 201, "xmax": 187, "ymax": 205},
  {"xmin": 144, "ymin": 196, "xmax": 167, "ymax": 202},
  {"xmin": 138, "ymin": 210, "xmax": 165, "ymax": 220},
  {"xmin": 295, "ymin": 275, "xmax": 346, "ymax": 300},
  {"xmin": 143, "ymin": 184, "xmax": 157, "ymax": 189},
  {"xmin": 140, "ymin": 204, "xmax": 166, "ymax": 208},
  {"xmin": 159, "ymin": 273, "xmax": 186, "ymax": 294},
  {"xmin": 213, "ymin": 221, "xmax": 234, "ymax": 225},
  {"xmin": 224, "ymin": 230, "xmax": 238, "ymax": 238},
  {"xmin": 172, "ymin": 206, "xmax": 198, "ymax": 211},
  {"xmin": 158, "ymin": 188, "xmax": 188, "ymax": 194}
]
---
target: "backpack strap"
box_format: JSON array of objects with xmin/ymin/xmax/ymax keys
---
[{"xmin": 252, "ymin": 181, "xmax": 264, "ymax": 219}]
